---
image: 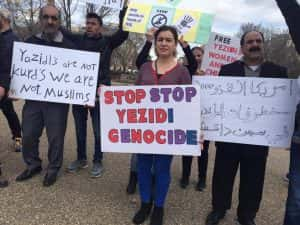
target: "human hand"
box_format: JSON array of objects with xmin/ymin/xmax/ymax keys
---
[
  {"xmin": 146, "ymin": 27, "xmax": 157, "ymax": 42},
  {"xmin": 179, "ymin": 36, "xmax": 188, "ymax": 48},
  {"xmin": 0, "ymin": 87, "xmax": 5, "ymax": 101},
  {"xmin": 195, "ymin": 69, "xmax": 205, "ymax": 76}
]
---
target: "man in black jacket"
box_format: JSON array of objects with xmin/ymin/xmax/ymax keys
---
[
  {"xmin": 275, "ymin": 1, "xmax": 300, "ymax": 225},
  {"xmin": 205, "ymin": 30, "xmax": 288, "ymax": 225},
  {"xmin": 0, "ymin": 8, "xmax": 22, "ymax": 152},
  {"xmin": 15, "ymin": 4, "xmax": 74, "ymax": 187},
  {"xmin": 0, "ymin": 30, "xmax": 9, "ymax": 188},
  {"xmin": 63, "ymin": 5, "xmax": 129, "ymax": 177}
]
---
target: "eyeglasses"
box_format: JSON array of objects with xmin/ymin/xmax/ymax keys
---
[{"xmin": 42, "ymin": 14, "xmax": 58, "ymax": 21}]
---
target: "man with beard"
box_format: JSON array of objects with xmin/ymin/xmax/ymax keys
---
[
  {"xmin": 205, "ymin": 30, "xmax": 287, "ymax": 225},
  {"xmin": 62, "ymin": 3, "xmax": 128, "ymax": 178},
  {"xmin": 15, "ymin": 4, "xmax": 74, "ymax": 187},
  {"xmin": 275, "ymin": 1, "xmax": 300, "ymax": 224},
  {"xmin": 0, "ymin": 8, "xmax": 22, "ymax": 153}
]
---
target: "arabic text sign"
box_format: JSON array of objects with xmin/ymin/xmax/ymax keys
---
[
  {"xmin": 85, "ymin": 0, "xmax": 125, "ymax": 10},
  {"xmin": 193, "ymin": 76, "xmax": 298, "ymax": 148},
  {"xmin": 201, "ymin": 32, "xmax": 241, "ymax": 76},
  {"xmin": 9, "ymin": 42, "xmax": 100, "ymax": 106},
  {"xmin": 123, "ymin": 2, "xmax": 214, "ymax": 44},
  {"xmin": 100, "ymin": 85, "xmax": 201, "ymax": 155}
]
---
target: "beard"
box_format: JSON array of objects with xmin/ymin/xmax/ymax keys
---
[{"xmin": 42, "ymin": 25, "xmax": 58, "ymax": 41}]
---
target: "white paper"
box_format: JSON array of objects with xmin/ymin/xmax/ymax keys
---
[
  {"xmin": 201, "ymin": 32, "xmax": 241, "ymax": 76},
  {"xmin": 193, "ymin": 76, "xmax": 298, "ymax": 148},
  {"xmin": 100, "ymin": 85, "xmax": 201, "ymax": 155},
  {"xmin": 174, "ymin": 14, "xmax": 197, "ymax": 35},
  {"xmin": 9, "ymin": 42, "xmax": 100, "ymax": 106}
]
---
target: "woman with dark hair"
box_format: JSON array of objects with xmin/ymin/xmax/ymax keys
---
[
  {"xmin": 126, "ymin": 28, "xmax": 198, "ymax": 195},
  {"xmin": 132, "ymin": 25, "xmax": 192, "ymax": 225},
  {"xmin": 180, "ymin": 45, "xmax": 210, "ymax": 192}
]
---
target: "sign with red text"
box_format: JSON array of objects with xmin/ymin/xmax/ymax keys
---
[
  {"xmin": 100, "ymin": 85, "xmax": 201, "ymax": 155},
  {"xmin": 201, "ymin": 32, "xmax": 241, "ymax": 76},
  {"xmin": 193, "ymin": 76, "xmax": 298, "ymax": 148},
  {"xmin": 9, "ymin": 42, "xmax": 100, "ymax": 106}
]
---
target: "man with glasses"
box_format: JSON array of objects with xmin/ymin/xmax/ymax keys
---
[
  {"xmin": 205, "ymin": 30, "xmax": 287, "ymax": 225},
  {"xmin": 15, "ymin": 4, "xmax": 74, "ymax": 187}
]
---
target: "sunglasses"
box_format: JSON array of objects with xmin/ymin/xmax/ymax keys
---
[{"xmin": 42, "ymin": 14, "xmax": 58, "ymax": 21}]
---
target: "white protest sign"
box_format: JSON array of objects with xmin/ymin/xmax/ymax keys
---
[
  {"xmin": 100, "ymin": 85, "xmax": 201, "ymax": 155},
  {"xmin": 201, "ymin": 32, "xmax": 241, "ymax": 76},
  {"xmin": 174, "ymin": 14, "xmax": 197, "ymax": 36},
  {"xmin": 193, "ymin": 76, "xmax": 298, "ymax": 148},
  {"xmin": 9, "ymin": 42, "xmax": 100, "ymax": 106},
  {"xmin": 85, "ymin": 0, "xmax": 125, "ymax": 10}
]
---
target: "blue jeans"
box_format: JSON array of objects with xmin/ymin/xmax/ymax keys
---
[
  {"xmin": 137, "ymin": 154, "xmax": 173, "ymax": 207},
  {"xmin": 284, "ymin": 139, "xmax": 300, "ymax": 225},
  {"xmin": 72, "ymin": 102, "xmax": 102, "ymax": 163}
]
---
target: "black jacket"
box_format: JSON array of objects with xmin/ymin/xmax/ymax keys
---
[
  {"xmin": 276, "ymin": 0, "xmax": 300, "ymax": 54},
  {"xmin": 26, "ymin": 34, "xmax": 75, "ymax": 50},
  {"xmin": 62, "ymin": 8, "xmax": 129, "ymax": 86},
  {"xmin": 276, "ymin": 0, "xmax": 300, "ymax": 133},
  {"xmin": 0, "ymin": 29, "xmax": 19, "ymax": 92},
  {"xmin": 216, "ymin": 60, "xmax": 288, "ymax": 151},
  {"xmin": 219, "ymin": 60, "xmax": 288, "ymax": 79}
]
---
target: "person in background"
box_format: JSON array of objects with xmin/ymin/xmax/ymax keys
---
[
  {"xmin": 0, "ymin": 8, "xmax": 22, "ymax": 153},
  {"xmin": 62, "ymin": 3, "xmax": 129, "ymax": 178},
  {"xmin": 132, "ymin": 25, "xmax": 192, "ymax": 225},
  {"xmin": 180, "ymin": 45, "xmax": 210, "ymax": 191},
  {"xmin": 0, "ymin": 30, "xmax": 9, "ymax": 188},
  {"xmin": 275, "ymin": 0, "xmax": 300, "ymax": 224}
]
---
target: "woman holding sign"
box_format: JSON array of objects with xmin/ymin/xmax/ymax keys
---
[{"xmin": 132, "ymin": 26, "xmax": 191, "ymax": 225}]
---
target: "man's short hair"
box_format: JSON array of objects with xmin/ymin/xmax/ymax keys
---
[
  {"xmin": 86, "ymin": 13, "xmax": 103, "ymax": 26},
  {"xmin": 240, "ymin": 30, "xmax": 265, "ymax": 46},
  {"xmin": 0, "ymin": 8, "xmax": 11, "ymax": 22},
  {"xmin": 39, "ymin": 4, "xmax": 61, "ymax": 21}
]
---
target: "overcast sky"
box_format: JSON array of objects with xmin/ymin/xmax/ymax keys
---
[{"xmin": 74, "ymin": 0, "xmax": 300, "ymax": 36}]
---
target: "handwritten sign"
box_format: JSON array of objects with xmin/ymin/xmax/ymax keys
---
[
  {"xmin": 201, "ymin": 32, "xmax": 241, "ymax": 76},
  {"xmin": 100, "ymin": 85, "xmax": 201, "ymax": 155},
  {"xmin": 85, "ymin": 0, "xmax": 125, "ymax": 10},
  {"xmin": 9, "ymin": 42, "xmax": 100, "ymax": 106},
  {"xmin": 123, "ymin": 1, "xmax": 214, "ymax": 44},
  {"xmin": 193, "ymin": 76, "xmax": 298, "ymax": 148}
]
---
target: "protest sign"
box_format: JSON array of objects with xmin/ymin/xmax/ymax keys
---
[
  {"xmin": 201, "ymin": 32, "xmax": 241, "ymax": 76},
  {"xmin": 86, "ymin": 0, "xmax": 125, "ymax": 10},
  {"xmin": 123, "ymin": 0, "xmax": 215, "ymax": 44},
  {"xmin": 9, "ymin": 42, "xmax": 100, "ymax": 106},
  {"xmin": 100, "ymin": 85, "xmax": 201, "ymax": 155},
  {"xmin": 193, "ymin": 76, "xmax": 298, "ymax": 148}
]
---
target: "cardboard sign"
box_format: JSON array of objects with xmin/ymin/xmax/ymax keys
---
[
  {"xmin": 201, "ymin": 32, "xmax": 241, "ymax": 76},
  {"xmin": 123, "ymin": 1, "xmax": 214, "ymax": 44},
  {"xmin": 193, "ymin": 76, "xmax": 298, "ymax": 148},
  {"xmin": 100, "ymin": 85, "xmax": 201, "ymax": 155},
  {"xmin": 9, "ymin": 42, "xmax": 100, "ymax": 106}
]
